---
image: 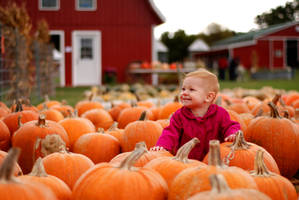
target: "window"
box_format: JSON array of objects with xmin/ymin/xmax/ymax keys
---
[
  {"xmin": 39, "ymin": 0, "xmax": 60, "ymax": 10},
  {"xmin": 76, "ymin": 0, "xmax": 97, "ymax": 11},
  {"xmin": 80, "ymin": 38, "xmax": 93, "ymax": 59}
]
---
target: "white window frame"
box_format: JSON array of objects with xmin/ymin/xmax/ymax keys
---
[
  {"xmin": 75, "ymin": 0, "xmax": 97, "ymax": 11},
  {"xmin": 39, "ymin": 0, "xmax": 60, "ymax": 11}
]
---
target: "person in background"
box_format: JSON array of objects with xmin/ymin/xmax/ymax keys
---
[
  {"xmin": 229, "ymin": 57, "xmax": 239, "ymax": 81},
  {"xmin": 151, "ymin": 68, "xmax": 240, "ymax": 161},
  {"xmin": 217, "ymin": 57, "xmax": 228, "ymax": 80}
]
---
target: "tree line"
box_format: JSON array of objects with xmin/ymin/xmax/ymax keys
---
[{"xmin": 160, "ymin": 0, "xmax": 298, "ymax": 63}]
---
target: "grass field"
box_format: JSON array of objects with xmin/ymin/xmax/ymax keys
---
[{"xmin": 48, "ymin": 70, "xmax": 299, "ymax": 107}]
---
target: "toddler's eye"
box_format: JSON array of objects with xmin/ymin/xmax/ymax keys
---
[
  {"xmin": 190, "ymin": 88, "xmax": 195, "ymax": 91},
  {"xmin": 181, "ymin": 88, "xmax": 185, "ymax": 91}
]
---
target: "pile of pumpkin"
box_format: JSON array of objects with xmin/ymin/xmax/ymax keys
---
[{"xmin": 0, "ymin": 89, "xmax": 298, "ymax": 199}]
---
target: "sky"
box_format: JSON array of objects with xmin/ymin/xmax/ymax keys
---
[{"xmin": 152, "ymin": 0, "xmax": 291, "ymax": 39}]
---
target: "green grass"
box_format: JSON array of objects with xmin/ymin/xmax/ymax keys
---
[{"xmin": 33, "ymin": 70, "xmax": 299, "ymax": 107}]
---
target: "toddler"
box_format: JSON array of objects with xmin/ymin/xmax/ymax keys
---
[{"xmin": 152, "ymin": 68, "xmax": 240, "ymax": 161}]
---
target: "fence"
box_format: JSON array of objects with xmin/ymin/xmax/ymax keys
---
[{"xmin": 0, "ymin": 23, "xmax": 58, "ymax": 106}]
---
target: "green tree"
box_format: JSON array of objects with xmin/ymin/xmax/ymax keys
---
[
  {"xmin": 255, "ymin": 0, "xmax": 299, "ymax": 27},
  {"xmin": 197, "ymin": 23, "xmax": 236, "ymax": 46},
  {"xmin": 160, "ymin": 29, "xmax": 197, "ymax": 63}
]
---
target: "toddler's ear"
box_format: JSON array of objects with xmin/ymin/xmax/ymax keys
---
[{"xmin": 206, "ymin": 92, "xmax": 216, "ymax": 103}]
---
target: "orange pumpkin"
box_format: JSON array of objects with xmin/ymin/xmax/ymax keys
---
[
  {"xmin": 121, "ymin": 111, "xmax": 163, "ymax": 152},
  {"xmin": 168, "ymin": 140, "xmax": 258, "ymax": 200},
  {"xmin": 75, "ymin": 100, "xmax": 103, "ymax": 116},
  {"xmin": 81, "ymin": 108, "xmax": 114, "ymax": 131},
  {"xmin": 3, "ymin": 101, "xmax": 38, "ymax": 135},
  {"xmin": 158, "ymin": 96, "xmax": 182, "ymax": 119},
  {"xmin": 72, "ymin": 142, "xmax": 168, "ymax": 200},
  {"xmin": 202, "ymin": 131, "xmax": 280, "ymax": 174},
  {"xmin": 246, "ymin": 102, "xmax": 299, "ymax": 178},
  {"xmin": 58, "ymin": 112, "xmax": 96, "ymax": 149},
  {"xmin": 144, "ymin": 138, "xmax": 206, "ymax": 187},
  {"xmin": 105, "ymin": 122, "xmax": 125, "ymax": 144},
  {"xmin": 42, "ymin": 149, "xmax": 94, "ymax": 189},
  {"xmin": 40, "ymin": 108, "xmax": 65, "ymax": 122},
  {"xmin": 188, "ymin": 174, "xmax": 271, "ymax": 200},
  {"xmin": 73, "ymin": 129, "xmax": 120, "ymax": 164},
  {"xmin": 108, "ymin": 102, "xmax": 131, "ymax": 121},
  {"xmin": 285, "ymin": 92, "xmax": 299, "ymax": 106},
  {"xmin": 110, "ymin": 142, "xmax": 172, "ymax": 167},
  {"xmin": 250, "ymin": 150, "xmax": 297, "ymax": 200},
  {"xmin": 0, "ymin": 148, "xmax": 58, "ymax": 200},
  {"xmin": 37, "ymin": 96, "xmax": 61, "ymax": 111},
  {"xmin": 51, "ymin": 104, "xmax": 74, "ymax": 118},
  {"xmin": 0, "ymin": 120, "xmax": 10, "ymax": 151},
  {"xmin": 0, "ymin": 103, "xmax": 10, "ymax": 119},
  {"xmin": 117, "ymin": 106, "xmax": 154, "ymax": 129},
  {"xmin": 19, "ymin": 158, "xmax": 72, "ymax": 200},
  {"xmin": 0, "ymin": 150, "xmax": 22, "ymax": 176},
  {"xmin": 12, "ymin": 114, "xmax": 70, "ymax": 174}
]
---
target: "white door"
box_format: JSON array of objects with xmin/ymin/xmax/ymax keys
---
[{"xmin": 72, "ymin": 31, "xmax": 101, "ymax": 86}]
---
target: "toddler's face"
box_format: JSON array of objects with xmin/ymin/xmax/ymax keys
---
[{"xmin": 180, "ymin": 77, "xmax": 210, "ymax": 109}]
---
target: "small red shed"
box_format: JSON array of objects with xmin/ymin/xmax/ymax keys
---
[
  {"xmin": 196, "ymin": 21, "xmax": 299, "ymax": 70},
  {"xmin": 4, "ymin": 0, "xmax": 164, "ymax": 86}
]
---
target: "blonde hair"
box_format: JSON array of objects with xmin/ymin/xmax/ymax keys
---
[{"xmin": 184, "ymin": 68, "xmax": 219, "ymax": 94}]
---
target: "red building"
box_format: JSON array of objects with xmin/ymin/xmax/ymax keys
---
[
  {"xmin": 196, "ymin": 21, "xmax": 299, "ymax": 71},
  {"xmin": 4, "ymin": 0, "xmax": 164, "ymax": 86}
]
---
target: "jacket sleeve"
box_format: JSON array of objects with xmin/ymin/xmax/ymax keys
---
[
  {"xmin": 155, "ymin": 111, "xmax": 182, "ymax": 152},
  {"xmin": 220, "ymin": 108, "xmax": 241, "ymax": 139}
]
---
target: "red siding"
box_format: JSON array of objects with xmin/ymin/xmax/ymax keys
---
[
  {"xmin": 233, "ymin": 45, "xmax": 255, "ymax": 69},
  {"xmin": 3, "ymin": 0, "xmax": 162, "ymax": 85},
  {"xmin": 272, "ymin": 40, "xmax": 284, "ymax": 68}
]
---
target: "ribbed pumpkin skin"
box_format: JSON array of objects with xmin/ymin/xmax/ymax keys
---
[
  {"xmin": 3, "ymin": 110, "xmax": 39, "ymax": 135},
  {"xmin": 117, "ymin": 106, "xmax": 154, "ymax": 129},
  {"xmin": 202, "ymin": 142, "xmax": 280, "ymax": 174},
  {"xmin": 252, "ymin": 174, "xmax": 297, "ymax": 200},
  {"xmin": 158, "ymin": 101, "xmax": 182, "ymax": 120},
  {"xmin": 110, "ymin": 150, "xmax": 172, "ymax": 167},
  {"xmin": 81, "ymin": 109, "xmax": 114, "ymax": 131},
  {"xmin": 245, "ymin": 116, "xmax": 299, "ymax": 178},
  {"xmin": 168, "ymin": 166, "xmax": 258, "ymax": 200},
  {"xmin": 0, "ymin": 120, "xmax": 10, "ymax": 151},
  {"xmin": 19, "ymin": 175, "xmax": 72, "ymax": 200},
  {"xmin": 73, "ymin": 132, "xmax": 120, "ymax": 164},
  {"xmin": 121, "ymin": 120, "xmax": 163, "ymax": 152},
  {"xmin": 12, "ymin": 120, "xmax": 70, "ymax": 174},
  {"xmin": 72, "ymin": 163, "xmax": 168, "ymax": 200},
  {"xmin": 75, "ymin": 101, "xmax": 103, "ymax": 116},
  {"xmin": 0, "ymin": 178, "xmax": 58, "ymax": 200},
  {"xmin": 58, "ymin": 117, "xmax": 96, "ymax": 149},
  {"xmin": 0, "ymin": 150, "xmax": 22, "ymax": 176},
  {"xmin": 42, "ymin": 152, "xmax": 94, "ymax": 189},
  {"xmin": 40, "ymin": 109, "xmax": 65, "ymax": 122},
  {"xmin": 144, "ymin": 156, "xmax": 206, "ymax": 187}
]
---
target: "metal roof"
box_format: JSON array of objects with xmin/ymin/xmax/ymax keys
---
[{"xmin": 212, "ymin": 21, "xmax": 299, "ymax": 49}]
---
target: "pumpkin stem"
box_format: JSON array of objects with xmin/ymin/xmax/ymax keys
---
[
  {"xmin": 0, "ymin": 148, "xmax": 20, "ymax": 182},
  {"xmin": 283, "ymin": 110, "xmax": 289, "ymax": 119},
  {"xmin": 268, "ymin": 102, "xmax": 281, "ymax": 119},
  {"xmin": 97, "ymin": 128, "xmax": 105, "ymax": 133},
  {"xmin": 108, "ymin": 122, "xmax": 118, "ymax": 131},
  {"xmin": 174, "ymin": 95, "xmax": 179, "ymax": 103},
  {"xmin": 208, "ymin": 140, "xmax": 224, "ymax": 167},
  {"xmin": 36, "ymin": 114, "xmax": 47, "ymax": 127},
  {"xmin": 223, "ymin": 131, "xmax": 250, "ymax": 166},
  {"xmin": 279, "ymin": 97, "xmax": 286, "ymax": 107},
  {"xmin": 255, "ymin": 109, "xmax": 263, "ymax": 117},
  {"xmin": 138, "ymin": 111, "xmax": 147, "ymax": 121},
  {"xmin": 173, "ymin": 137, "xmax": 199, "ymax": 163},
  {"xmin": 44, "ymin": 94, "xmax": 50, "ymax": 102},
  {"xmin": 35, "ymin": 134, "xmax": 67, "ymax": 158},
  {"xmin": 15, "ymin": 99, "xmax": 23, "ymax": 112},
  {"xmin": 119, "ymin": 142, "xmax": 147, "ymax": 170},
  {"xmin": 272, "ymin": 94, "xmax": 281, "ymax": 105},
  {"xmin": 210, "ymin": 174, "xmax": 230, "ymax": 194},
  {"xmin": 17, "ymin": 115, "xmax": 23, "ymax": 129},
  {"xmin": 29, "ymin": 158, "xmax": 48, "ymax": 177},
  {"xmin": 250, "ymin": 150, "xmax": 272, "ymax": 177}
]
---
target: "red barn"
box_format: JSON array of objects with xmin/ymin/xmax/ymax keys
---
[
  {"xmin": 3, "ymin": 0, "xmax": 164, "ymax": 86},
  {"xmin": 196, "ymin": 21, "xmax": 299, "ymax": 71}
]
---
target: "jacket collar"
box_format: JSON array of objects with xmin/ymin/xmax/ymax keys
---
[{"xmin": 181, "ymin": 104, "xmax": 217, "ymax": 120}]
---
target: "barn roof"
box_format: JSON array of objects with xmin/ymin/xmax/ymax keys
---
[
  {"xmin": 212, "ymin": 21, "xmax": 299, "ymax": 50},
  {"xmin": 148, "ymin": 0, "xmax": 165, "ymax": 24},
  {"xmin": 188, "ymin": 39, "xmax": 210, "ymax": 52}
]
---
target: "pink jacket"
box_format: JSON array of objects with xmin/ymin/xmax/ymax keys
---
[{"xmin": 156, "ymin": 104, "xmax": 240, "ymax": 161}]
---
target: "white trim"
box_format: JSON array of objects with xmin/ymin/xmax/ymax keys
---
[
  {"xmin": 50, "ymin": 30, "xmax": 65, "ymax": 86},
  {"xmin": 39, "ymin": 0, "xmax": 60, "ymax": 11},
  {"xmin": 212, "ymin": 40, "xmax": 256, "ymax": 51},
  {"xmin": 72, "ymin": 30, "xmax": 101, "ymax": 86},
  {"xmin": 151, "ymin": 25, "xmax": 157, "ymax": 62},
  {"xmin": 148, "ymin": 0, "xmax": 165, "ymax": 22},
  {"xmin": 75, "ymin": 0, "xmax": 97, "ymax": 11}
]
